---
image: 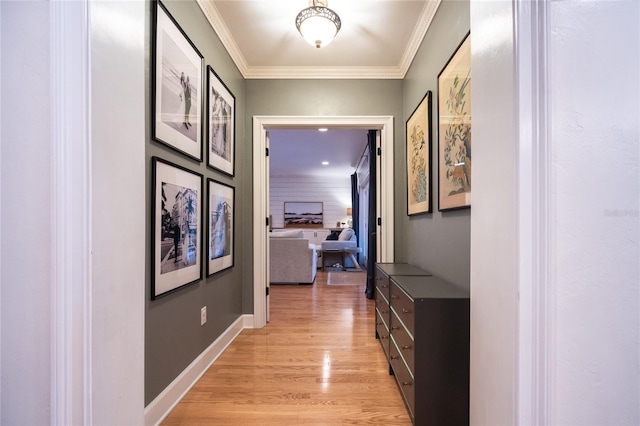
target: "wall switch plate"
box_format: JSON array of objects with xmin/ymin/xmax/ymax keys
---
[{"xmin": 200, "ymin": 306, "xmax": 207, "ymax": 326}]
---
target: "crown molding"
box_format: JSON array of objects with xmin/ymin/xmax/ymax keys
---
[
  {"xmin": 243, "ymin": 66, "xmax": 405, "ymax": 80},
  {"xmin": 399, "ymin": 0, "xmax": 442, "ymax": 76},
  {"xmin": 196, "ymin": 0, "xmax": 249, "ymax": 74},
  {"xmin": 197, "ymin": 0, "xmax": 441, "ymax": 80}
]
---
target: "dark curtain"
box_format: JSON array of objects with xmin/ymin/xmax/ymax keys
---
[
  {"xmin": 365, "ymin": 130, "xmax": 377, "ymax": 299},
  {"xmin": 350, "ymin": 173, "xmax": 359, "ymax": 239}
]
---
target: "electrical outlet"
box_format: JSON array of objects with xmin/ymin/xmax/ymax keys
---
[{"xmin": 200, "ymin": 306, "xmax": 207, "ymax": 326}]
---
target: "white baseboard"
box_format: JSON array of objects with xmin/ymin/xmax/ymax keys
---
[{"xmin": 144, "ymin": 314, "xmax": 253, "ymax": 425}]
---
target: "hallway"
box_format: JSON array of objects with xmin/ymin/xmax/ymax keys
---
[{"xmin": 162, "ymin": 272, "xmax": 411, "ymax": 425}]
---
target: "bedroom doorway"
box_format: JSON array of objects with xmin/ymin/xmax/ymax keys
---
[{"xmin": 252, "ymin": 116, "xmax": 395, "ymax": 328}]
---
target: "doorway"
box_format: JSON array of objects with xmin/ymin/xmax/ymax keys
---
[{"xmin": 252, "ymin": 116, "xmax": 395, "ymax": 328}]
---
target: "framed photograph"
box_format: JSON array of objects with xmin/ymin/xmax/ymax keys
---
[
  {"xmin": 152, "ymin": 0, "xmax": 203, "ymax": 161},
  {"xmin": 207, "ymin": 66, "xmax": 235, "ymax": 176},
  {"xmin": 152, "ymin": 157, "xmax": 202, "ymax": 299},
  {"xmin": 438, "ymin": 32, "xmax": 471, "ymax": 211},
  {"xmin": 207, "ymin": 179, "xmax": 234, "ymax": 276},
  {"xmin": 284, "ymin": 202, "xmax": 323, "ymax": 228},
  {"xmin": 406, "ymin": 91, "xmax": 432, "ymax": 215}
]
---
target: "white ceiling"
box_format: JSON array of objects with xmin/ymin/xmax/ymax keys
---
[
  {"xmin": 269, "ymin": 129, "xmax": 369, "ymax": 178},
  {"xmin": 196, "ymin": 1, "xmax": 434, "ymax": 175},
  {"xmin": 196, "ymin": 0, "xmax": 440, "ymax": 79}
]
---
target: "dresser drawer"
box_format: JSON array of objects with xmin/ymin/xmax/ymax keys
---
[
  {"xmin": 390, "ymin": 337, "xmax": 415, "ymax": 420},
  {"xmin": 375, "ymin": 309, "xmax": 390, "ymax": 360},
  {"xmin": 390, "ymin": 281, "xmax": 415, "ymax": 336},
  {"xmin": 375, "ymin": 270, "xmax": 391, "ymax": 301},
  {"xmin": 390, "ymin": 309, "xmax": 415, "ymax": 373}
]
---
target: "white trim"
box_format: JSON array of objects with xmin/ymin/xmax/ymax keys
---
[
  {"xmin": 196, "ymin": 1, "xmax": 440, "ymax": 80},
  {"xmin": 252, "ymin": 116, "xmax": 394, "ymax": 328},
  {"xmin": 50, "ymin": 0, "xmax": 93, "ymax": 424},
  {"xmin": 515, "ymin": 1, "xmax": 551, "ymax": 424},
  {"xmin": 144, "ymin": 314, "xmax": 250, "ymax": 426}
]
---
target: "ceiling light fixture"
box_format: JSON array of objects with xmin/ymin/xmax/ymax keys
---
[
  {"xmin": 322, "ymin": 161, "xmax": 329, "ymax": 165},
  {"xmin": 295, "ymin": 0, "xmax": 341, "ymax": 49},
  {"xmin": 318, "ymin": 128, "xmax": 328, "ymax": 132}
]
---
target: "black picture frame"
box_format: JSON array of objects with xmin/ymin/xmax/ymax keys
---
[
  {"xmin": 207, "ymin": 179, "xmax": 235, "ymax": 276},
  {"xmin": 152, "ymin": 0, "xmax": 204, "ymax": 161},
  {"xmin": 206, "ymin": 66, "xmax": 236, "ymax": 176},
  {"xmin": 406, "ymin": 91, "xmax": 433, "ymax": 215},
  {"xmin": 152, "ymin": 156, "xmax": 203, "ymax": 299},
  {"xmin": 438, "ymin": 32, "xmax": 471, "ymax": 211}
]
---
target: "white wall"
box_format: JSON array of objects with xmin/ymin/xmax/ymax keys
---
[
  {"xmin": 90, "ymin": 1, "xmax": 146, "ymax": 424},
  {"xmin": 548, "ymin": 1, "xmax": 639, "ymax": 423},
  {"xmin": 469, "ymin": 0, "xmax": 517, "ymax": 423},
  {"xmin": 270, "ymin": 175, "xmax": 352, "ymax": 229},
  {"xmin": 0, "ymin": 1, "xmax": 145, "ymax": 424},
  {"xmin": 470, "ymin": 0, "xmax": 639, "ymax": 424},
  {"xmin": 1, "ymin": 2, "xmax": 53, "ymax": 424}
]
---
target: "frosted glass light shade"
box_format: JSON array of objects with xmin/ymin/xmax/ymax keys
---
[{"xmin": 295, "ymin": 2, "xmax": 341, "ymax": 48}]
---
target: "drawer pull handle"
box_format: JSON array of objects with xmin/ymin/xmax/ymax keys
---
[
  {"xmin": 390, "ymin": 355, "xmax": 398, "ymax": 360},
  {"xmin": 391, "ymin": 295, "xmax": 399, "ymax": 299},
  {"xmin": 376, "ymin": 321, "xmax": 382, "ymax": 326},
  {"xmin": 401, "ymin": 382, "xmax": 412, "ymax": 387},
  {"xmin": 402, "ymin": 308, "xmax": 411, "ymax": 314},
  {"xmin": 391, "ymin": 326, "xmax": 399, "ymax": 330},
  {"xmin": 381, "ymin": 335, "xmax": 388, "ymax": 340},
  {"xmin": 381, "ymin": 310, "xmax": 389, "ymax": 314},
  {"xmin": 402, "ymin": 345, "xmax": 412, "ymax": 351},
  {"xmin": 382, "ymin": 284, "xmax": 388, "ymax": 288}
]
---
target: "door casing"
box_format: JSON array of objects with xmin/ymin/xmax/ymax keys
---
[{"xmin": 252, "ymin": 115, "xmax": 395, "ymax": 328}]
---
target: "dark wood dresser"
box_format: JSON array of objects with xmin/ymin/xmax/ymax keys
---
[
  {"xmin": 374, "ymin": 263, "xmax": 432, "ymax": 366},
  {"xmin": 374, "ymin": 263, "xmax": 470, "ymax": 425}
]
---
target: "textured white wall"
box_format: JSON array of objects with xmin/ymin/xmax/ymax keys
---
[
  {"xmin": 470, "ymin": 0, "xmax": 639, "ymax": 424},
  {"xmin": 548, "ymin": 1, "xmax": 639, "ymax": 424},
  {"xmin": 0, "ymin": 2, "xmax": 53, "ymax": 424}
]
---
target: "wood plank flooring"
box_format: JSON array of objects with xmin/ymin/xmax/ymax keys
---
[{"xmin": 162, "ymin": 271, "xmax": 412, "ymax": 425}]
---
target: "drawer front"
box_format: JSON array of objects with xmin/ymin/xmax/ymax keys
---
[
  {"xmin": 390, "ymin": 310, "xmax": 415, "ymax": 373},
  {"xmin": 375, "ymin": 309, "xmax": 390, "ymax": 360},
  {"xmin": 390, "ymin": 282, "xmax": 415, "ymax": 336},
  {"xmin": 375, "ymin": 270, "xmax": 391, "ymax": 301},
  {"xmin": 375, "ymin": 291, "xmax": 390, "ymax": 326},
  {"xmin": 390, "ymin": 337, "xmax": 415, "ymax": 420}
]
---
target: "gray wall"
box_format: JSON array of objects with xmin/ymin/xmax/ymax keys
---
[
  {"xmin": 402, "ymin": 0, "xmax": 471, "ymax": 288},
  {"xmin": 145, "ymin": 0, "xmax": 247, "ymax": 405}
]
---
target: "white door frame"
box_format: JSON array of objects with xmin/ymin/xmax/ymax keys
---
[{"xmin": 252, "ymin": 115, "xmax": 395, "ymax": 328}]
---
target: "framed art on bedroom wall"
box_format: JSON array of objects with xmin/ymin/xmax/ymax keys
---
[
  {"xmin": 152, "ymin": 157, "xmax": 203, "ymax": 299},
  {"xmin": 406, "ymin": 90, "xmax": 432, "ymax": 215},
  {"xmin": 438, "ymin": 32, "xmax": 471, "ymax": 211},
  {"xmin": 283, "ymin": 202, "xmax": 323, "ymax": 228},
  {"xmin": 152, "ymin": 0, "xmax": 204, "ymax": 161}
]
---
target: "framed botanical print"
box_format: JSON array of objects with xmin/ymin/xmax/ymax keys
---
[
  {"xmin": 438, "ymin": 32, "xmax": 471, "ymax": 211},
  {"xmin": 152, "ymin": 157, "xmax": 202, "ymax": 299},
  {"xmin": 152, "ymin": 0, "xmax": 203, "ymax": 161},
  {"xmin": 207, "ymin": 66, "xmax": 235, "ymax": 176},
  {"xmin": 207, "ymin": 178, "xmax": 234, "ymax": 276},
  {"xmin": 406, "ymin": 91, "xmax": 432, "ymax": 215}
]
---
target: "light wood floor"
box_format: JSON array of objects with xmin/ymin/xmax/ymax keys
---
[{"xmin": 162, "ymin": 271, "xmax": 412, "ymax": 425}]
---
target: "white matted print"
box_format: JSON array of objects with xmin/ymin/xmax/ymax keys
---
[
  {"xmin": 153, "ymin": 1, "xmax": 203, "ymax": 161},
  {"xmin": 153, "ymin": 157, "xmax": 202, "ymax": 298},
  {"xmin": 207, "ymin": 66, "xmax": 235, "ymax": 175},
  {"xmin": 208, "ymin": 179, "xmax": 234, "ymax": 275}
]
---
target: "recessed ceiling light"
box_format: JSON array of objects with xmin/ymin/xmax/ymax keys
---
[
  {"xmin": 322, "ymin": 161, "xmax": 329, "ymax": 165},
  {"xmin": 318, "ymin": 128, "xmax": 328, "ymax": 132}
]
